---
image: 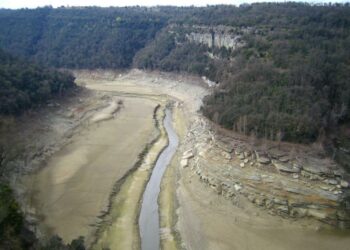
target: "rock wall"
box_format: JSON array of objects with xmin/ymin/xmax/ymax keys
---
[
  {"xmin": 181, "ymin": 116, "xmax": 350, "ymax": 228},
  {"xmin": 184, "ymin": 25, "xmax": 248, "ymax": 49}
]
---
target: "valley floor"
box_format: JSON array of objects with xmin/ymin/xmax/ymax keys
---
[{"xmin": 5, "ymin": 69, "xmax": 350, "ymax": 249}]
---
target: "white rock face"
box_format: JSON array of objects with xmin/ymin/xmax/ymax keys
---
[
  {"xmin": 187, "ymin": 32, "xmax": 243, "ymax": 49},
  {"xmin": 184, "ymin": 25, "xmax": 249, "ymax": 50},
  {"xmin": 187, "ymin": 32, "xmax": 213, "ymax": 47}
]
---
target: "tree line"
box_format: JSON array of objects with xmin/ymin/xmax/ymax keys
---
[{"xmin": 0, "ymin": 49, "xmax": 76, "ymax": 115}]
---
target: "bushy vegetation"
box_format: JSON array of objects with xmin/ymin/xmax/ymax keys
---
[
  {"xmin": 0, "ymin": 49, "xmax": 75, "ymax": 115},
  {"xmin": 0, "ymin": 183, "xmax": 86, "ymax": 250},
  {"xmin": 0, "ymin": 183, "xmax": 28, "ymax": 249}
]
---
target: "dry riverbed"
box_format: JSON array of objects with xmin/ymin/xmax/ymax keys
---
[{"xmin": 5, "ymin": 69, "xmax": 350, "ymax": 250}]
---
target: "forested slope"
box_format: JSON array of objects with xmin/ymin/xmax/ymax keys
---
[
  {"xmin": 134, "ymin": 3, "xmax": 350, "ymax": 145},
  {"xmin": 0, "ymin": 49, "xmax": 75, "ymax": 115},
  {"xmin": 0, "ymin": 7, "xmax": 167, "ymax": 68},
  {"xmin": 0, "ymin": 3, "xmax": 349, "ymax": 151}
]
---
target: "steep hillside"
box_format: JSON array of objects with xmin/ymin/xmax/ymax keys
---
[
  {"xmin": 0, "ymin": 7, "xmax": 167, "ymax": 68},
  {"xmin": 0, "ymin": 49, "xmax": 75, "ymax": 115},
  {"xmin": 135, "ymin": 4, "xmax": 350, "ymax": 144},
  {"xmin": 0, "ymin": 4, "xmax": 349, "ymax": 156}
]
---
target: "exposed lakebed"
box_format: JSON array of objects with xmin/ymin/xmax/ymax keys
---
[{"xmin": 20, "ymin": 96, "xmax": 159, "ymax": 243}]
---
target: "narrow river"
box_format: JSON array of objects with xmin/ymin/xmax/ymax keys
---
[{"xmin": 139, "ymin": 109, "xmax": 179, "ymax": 250}]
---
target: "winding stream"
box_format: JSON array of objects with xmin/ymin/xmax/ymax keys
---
[{"xmin": 139, "ymin": 109, "xmax": 179, "ymax": 250}]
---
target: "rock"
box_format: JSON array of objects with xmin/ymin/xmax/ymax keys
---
[
  {"xmin": 269, "ymin": 148, "xmax": 286, "ymax": 159},
  {"xmin": 291, "ymin": 208, "xmax": 308, "ymax": 217},
  {"xmin": 235, "ymin": 147, "xmax": 244, "ymax": 155},
  {"xmin": 257, "ymin": 156, "xmax": 270, "ymax": 164},
  {"xmin": 340, "ymin": 180, "xmax": 349, "ymax": 188},
  {"xmin": 274, "ymin": 198, "xmax": 288, "ymax": 205},
  {"xmin": 292, "ymin": 173, "xmax": 299, "ymax": 179},
  {"xmin": 240, "ymin": 162, "xmax": 245, "ymax": 168},
  {"xmin": 279, "ymin": 155, "xmax": 291, "ymax": 163},
  {"xmin": 273, "ymin": 161, "xmax": 300, "ymax": 173},
  {"xmin": 285, "ymin": 187, "xmax": 302, "ymax": 194},
  {"xmin": 247, "ymin": 175, "xmax": 261, "ymax": 182},
  {"xmin": 276, "ymin": 205, "xmax": 289, "ymax": 213},
  {"xmin": 265, "ymin": 199, "xmax": 274, "ymax": 209},
  {"xmin": 293, "ymin": 163, "xmax": 303, "ymax": 170},
  {"xmin": 326, "ymin": 179, "xmax": 338, "ymax": 185},
  {"xmin": 307, "ymin": 209, "xmax": 328, "ymax": 220},
  {"xmin": 320, "ymin": 185, "xmax": 330, "ymax": 191},
  {"xmin": 244, "ymin": 158, "xmax": 249, "ymax": 164},
  {"xmin": 182, "ymin": 149, "xmax": 194, "ymax": 159},
  {"xmin": 337, "ymin": 210, "xmax": 350, "ymax": 220},
  {"xmin": 234, "ymin": 184, "xmax": 242, "ymax": 191},
  {"xmin": 303, "ymin": 160, "xmax": 331, "ymax": 176},
  {"xmin": 238, "ymin": 154, "xmax": 245, "ymax": 160},
  {"xmin": 180, "ymin": 159, "xmax": 188, "ymax": 168},
  {"xmin": 247, "ymin": 194, "xmax": 256, "ymax": 202},
  {"xmin": 216, "ymin": 141, "xmax": 233, "ymax": 153},
  {"xmin": 243, "ymin": 151, "xmax": 251, "ymax": 158},
  {"xmin": 255, "ymin": 198, "xmax": 265, "ymax": 206},
  {"xmin": 221, "ymin": 151, "xmax": 231, "ymax": 160}
]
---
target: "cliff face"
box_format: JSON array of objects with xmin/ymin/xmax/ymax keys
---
[{"xmin": 184, "ymin": 25, "xmax": 248, "ymax": 49}]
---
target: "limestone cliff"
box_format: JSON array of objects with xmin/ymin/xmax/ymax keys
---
[{"xmin": 183, "ymin": 25, "xmax": 249, "ymax": 49}]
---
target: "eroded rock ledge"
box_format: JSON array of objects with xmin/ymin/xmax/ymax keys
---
[{"xmin": 181, "ymin": 116, "xmax": 350, "ymax": 228}]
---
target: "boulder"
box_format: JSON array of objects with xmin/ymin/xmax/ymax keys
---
[
  {"xmin": 243, "ymin": 151, "xmax": 251, "ymax": 158},
  {"xmin": 279, "ymin": 155, "xmax": 291, "ymax": 163},
  {"xmin": 180, "ymin": 159, "xmax": 188, "ymax": 168},
  {"xmin": 268, "ymin": 148, "xmax": 286, "ymax": 159},
  {"xmin": 182, "ymin": 149, "xmax": 194, "ymax": 159},
  {"xmin": 340, "ymin": 180, "xmax": 349, "ymax": 188},
  {"xmin": 216, "ymin": 141, "xmax": 233, "ymax": 153},
  {"xmin": 276, "ymin": 205, "xmax": 289, "ymax": 213},
  {"xmin": 240, "ymin": 162, "xmax": 245, "ymax": 168},
  {"xmin": 258, "ymin": 156, "xmax": 270, "ymax": 164},
  {"xmin": 307, "ymin": 209, "xmax": 328, "ymax": 220},
  {"xmin": 326, "ymin": 179, "xmax": 338, "ymax": 185},
  {"xmin": 273, "ymin": 161, "xmax": 300, "ymax": 173},
  {"xmin": 303, "ymin": 160, "xmax": 332, "ymax": 176},
  {"xmin": 221, "ymin": 151, "xmax": 231, "ymax": 160},
  {"xmin": 273, "ymin": 198, "xmax": 288, "ymax": 205},
  {"xmin": 234, "ymin": 184, "xmax": 242, "ymax": 191},
  {"xmin": 247, "ymin": 175, "xmax": 261, "ymax": 182},
  {"xmin": 235, "ymin": 147, "xmax": 244, "ymax": 155}
]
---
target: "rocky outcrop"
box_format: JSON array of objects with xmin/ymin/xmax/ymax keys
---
[
  {"xmin": 181, "ymin": 116, "xmax": 350, "ymax": 228},
  {"xmin": 180, "ymin": 25, "xmax": 249, "ymax": 50}
]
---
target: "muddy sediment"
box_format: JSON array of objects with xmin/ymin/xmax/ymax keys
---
[
  {"xmin": 20, "ymin": 96, "xmax": 160, "ymax": 243},
  {"xmin": 5, "ymin": 69, "xmax": 350, "ymax": 250}
]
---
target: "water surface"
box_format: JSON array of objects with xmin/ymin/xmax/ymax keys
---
[{"xmin": 139, "ymin": 109, "xmax": 179, "ymax": 250}]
